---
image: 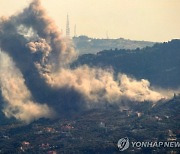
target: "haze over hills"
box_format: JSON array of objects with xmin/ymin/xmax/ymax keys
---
[
  {"xmin": 73, "ymin": 35, "xmax": 155, "ymax": 54},
  {"xmin": 73, "ymin": 39, "xmax": 180, "ymax": 89},
  {"xmin": 1, "ymin": 0, "xmax": 170, "ymax": 123},
  {"xmin": 0, "ymin": 0, "xmax": 179, "ymax": 153}
]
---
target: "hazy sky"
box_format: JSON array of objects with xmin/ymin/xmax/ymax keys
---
[{"xmin": 0, "ymin": 0, "xmax": 180, "ymax": 42}]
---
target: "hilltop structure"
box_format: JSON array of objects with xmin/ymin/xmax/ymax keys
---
[{"xmin": 66, "ymin": 14, "xmax": 70, "ymax": 38}]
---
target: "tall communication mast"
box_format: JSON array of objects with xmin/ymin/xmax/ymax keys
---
[{"xmin": 66, "ymin": 14, "xmax": 70, "ymax": 37}]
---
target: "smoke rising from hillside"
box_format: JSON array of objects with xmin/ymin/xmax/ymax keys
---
[
  {"xmin": 0, "ymin": 0, "xmax": 169, "ymax": 123},
  {"xmin": 0, "ymin": 51, "xmax": 53, "ymax": 123},
  {"xmin": 40, "ymin": 67, "xmax": 164, "ymax": 105}
]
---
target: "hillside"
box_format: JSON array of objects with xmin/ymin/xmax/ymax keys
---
[
  {"xmin": 73, "ymin": 36, "xmax": 155, "ymax": 54},
  {"xmin": 0, "ymin": 96, "xmax": 179, "ymax": 153},
  {"xmin": 73, "ymin": 39, "xmax": 180, "ymax": 89}
]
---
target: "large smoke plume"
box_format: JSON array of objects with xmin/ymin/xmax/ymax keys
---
[
  {"xmin": 0, "ymin": 51, "xmax": 53, "ymax": 123},
  {"xmin": 0, "ymin": 0, "xmax": 170, "ymax": 123}
]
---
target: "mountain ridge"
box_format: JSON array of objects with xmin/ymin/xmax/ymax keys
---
[
  {"xmin": 73, "ymin": 39, "xmax": 180, "ymax": 89},
  {"xmin": 73, "ymin": 35, "xmax": 155, "ymax": 54}
]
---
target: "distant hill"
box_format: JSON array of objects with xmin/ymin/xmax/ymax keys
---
[
  {"xmin": 73, "ymin": 39, "xmax": 180, "ymax": 89},
  {"xmin": 73, "ymin": 35, "xmax": 155, "ymax": 54}
]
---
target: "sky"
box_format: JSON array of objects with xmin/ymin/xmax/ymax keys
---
[{"xmin": 0, "ymin": 0, "xmax": 180, "ymax": 42}]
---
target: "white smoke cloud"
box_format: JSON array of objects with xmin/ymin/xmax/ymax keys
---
[
  {"xmin": 0, "ymin": 51, "xmax": 53, "ymax": 123},
  {"xmin": 38, "ymin": 66, "xmax": 166, "ymax": 107}
]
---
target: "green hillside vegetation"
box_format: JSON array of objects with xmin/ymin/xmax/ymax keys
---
[
  {"xmin": 73, "ymin": 39, "xmax": 180, "ymax": 89},
  {"xmin": 0, "ymin": 96, "xmax": 179, "ymax": 153}
]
